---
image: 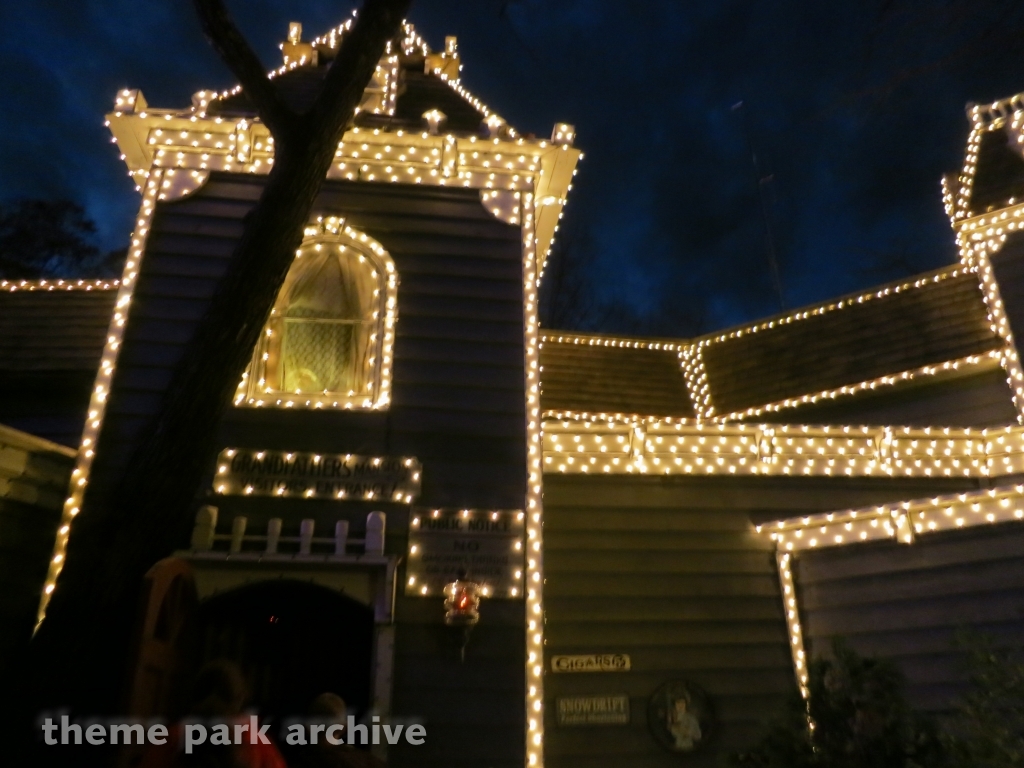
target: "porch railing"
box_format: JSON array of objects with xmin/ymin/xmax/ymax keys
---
[{"xmin": 188, "ymin": 506, "xmax": 386, "ymax": 557}]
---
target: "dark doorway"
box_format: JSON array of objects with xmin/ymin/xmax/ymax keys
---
[{"xmin": 196, "ymin": 580, "xmax": 374, "ymax": 721}]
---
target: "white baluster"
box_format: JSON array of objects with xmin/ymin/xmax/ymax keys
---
[
  {"xmin": 365, "ymin": 511, "xmax": 386, "ymax": 556},
  {"xmin": 299, "ymin": 518, "xmax": 315, "ymax": 555},
  {"xmin": 335, "ymin": 520, "xmax": 349, "ymax": 556},
  {"xmin": 191, "ymin": 505, "xmax": 218, "ymax": 551},
  {"xmin": 267, "ymin": 518, "xmax": 282, "ymax": 554},
  {"xmin": 230, "ymin": 516, "xmax": 247, "ymax": 554}
]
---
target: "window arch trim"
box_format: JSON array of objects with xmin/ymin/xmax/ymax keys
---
[{"xmin": 234, "ymin": 216, "xmax": 397, "ymax": 410}]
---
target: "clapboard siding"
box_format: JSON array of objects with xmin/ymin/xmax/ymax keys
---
[
  {"xmin": 754, "ymin": 367, "xmax": 1017, "ymax": 427},
  {"xmin": 546, "ymin": 621, "xmax": 787, "ymax": 647},
  {"xmin": 543, "ymin": 475, "xmax": 978, "ymax": 516},
  {"xmin": 78, "ymin": 173, "xmax": 528, "ymax": 768},
  {"xmin": 393, "ymin": 338, "xmax": 524, "ymax": 366},
  {"xmin": 392, "ymin": 359, "xmax": 524, "ymax": 389},
  {"xmin": 795, "ymin": 523, "xmax": 1024, "ymax": 712},
  {"xmin": 540, "ymin": 473, "xmax": 993, "ymax": 767},
  {"xmin": 542, "ymin": 475, "xmax": 792, "ymax": 768}
]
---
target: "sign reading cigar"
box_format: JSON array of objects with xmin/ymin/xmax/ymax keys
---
[
  {"xmin": 406, "ymin": 508, "xmax": 525, "ymax": 598},
  {"xmin": 551, "ymin": 654, "xmax": 631, "ymax": 673},
  {"xmin": 212, "ymin": 448, "xmax": 421, "ymax": 502}
]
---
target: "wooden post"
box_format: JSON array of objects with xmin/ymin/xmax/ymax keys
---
[
  {"xmin": 266, "ymin": 518, "xmax": 282, "ymax": 554},
  {"xmin": 335, "ymin": 520, "xmax": 349, "ymax": 556},
  {"xmin": 230, "ymin": 516, "xmax": 247, "ymax": 554},
  {"xmin": 366, "ymin": 511, "xmax": 386, "ymax": 556},
  {"xmin": 299, "ymin": 519, "xmax": 315, "ymax": 555},
  {"xmin": 190, "ymin": 505, "xmax": 218, "ymax": 551}
]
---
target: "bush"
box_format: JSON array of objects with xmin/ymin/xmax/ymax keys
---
[
  {"xmin": 942, "ymin": 633, "xmax": 1024, "ymax": 767},
  {"xmin": 731, "ymin": 639, "xmax": 945, "ymax": 768}
]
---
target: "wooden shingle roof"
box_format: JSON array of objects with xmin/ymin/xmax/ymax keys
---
[
  {"xmin": 539, "ymin": 337, "xmax": 695, "ymax": 418},
  {"xmin": 539, "ymin": 267, "xmax": 1006, "ymax": 423},
  {"xmin": 702, "ymin": 268, "xmax": 999, "ymax": 416},
  {"xmin": 0, "ymin": 288, "xmax": 114, "ymax": 372},
  {"xmin": 0, "ymin": 265, "xmax": 1009, "ymax": 439},
  {"xmin": 0, "ymin": 287, "xmax": 115, "ymax": 446}
]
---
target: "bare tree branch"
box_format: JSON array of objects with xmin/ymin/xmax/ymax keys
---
[
  {"xmin": 20, "ymin": 0, "xmax": 414, "ymax": 747},
  {"xmin": 307, "ymin": 0, "xmax": 412, "ymax": 145},
  {"xmin": 192, "ymin": 0, "xmax": 295, "ymax": 138}
]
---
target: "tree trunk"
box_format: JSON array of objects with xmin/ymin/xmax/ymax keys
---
[{"xmin": 18, "ymin": 1, "xmax": 411, "ymax": 761}]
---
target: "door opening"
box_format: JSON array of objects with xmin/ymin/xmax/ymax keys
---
[{"xmin": 196, "ymin": 579, "xmax": 375, "ymax": 721}]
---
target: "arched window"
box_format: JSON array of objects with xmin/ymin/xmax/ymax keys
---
[{"xmin": 236, "ymin": 217, "xmax": 396, "ymax": 410}]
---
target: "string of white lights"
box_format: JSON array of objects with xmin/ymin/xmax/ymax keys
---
[
  {"xmin": 1, "ymin": 279, "xmax": 119, "ymax": 292},
  {"xmin": 35, "ymin": 169, "xmax": 166, "ymax": 628},
  {"xmin": 521, "ymin": 190, "xmax": 546, "ymax": 767},
  {"xmin": 679, "ymin": 344, "xmax": 715, "ymax": 418},
  {"xmin": 233, "ymin": 216, "xmax": 397, "ymax": 411},
  {"xmin": 543, "ymin": 418, "xmax": 1024, "ymax": 478},
  {"xmin": 714, "ymin": 349, "xmax": 1003, "ymax": 422},
  {"xmin": 776, "ymin": 552, "xmax": 809, "ymax": 699}
]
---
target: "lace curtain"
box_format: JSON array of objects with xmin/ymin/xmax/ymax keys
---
[{"xmin": 267, "ymin": 249, "xmax": 378, "ymax": 396}]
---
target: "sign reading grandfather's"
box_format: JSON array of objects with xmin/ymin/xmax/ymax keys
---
[
  {"xmin": 213, "ymin": 448, "xmax": 421, "ymax": 502},
  {"xmin": 405, "ymin": 508, "xmax": 524, "ymax": 598}
]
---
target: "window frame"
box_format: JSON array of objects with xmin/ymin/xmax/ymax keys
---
[{"xmin": 234, "ymin": 217, "xmax": 397, "ymax": 411}]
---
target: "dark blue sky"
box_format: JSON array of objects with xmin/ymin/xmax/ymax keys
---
[{"xmin": 2, "ymin": 1, "xmax": 1022, "ymax": 334}]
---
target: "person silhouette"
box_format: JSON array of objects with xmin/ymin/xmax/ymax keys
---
[
  {"xmin": 286, "ymin": 692, "xmax": 385, "ymax": 768},
  {"xmin": 138, "ymin": 660, "xmax": 286, "ymax": 768}
]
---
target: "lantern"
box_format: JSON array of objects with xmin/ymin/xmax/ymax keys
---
[
  {"xmin": 443, "ymin": 572, "xmax": 481, "ymax": 626},
  {"xmin": 443, "ymin": 570, "xmax": 483, "ymax": 661}
]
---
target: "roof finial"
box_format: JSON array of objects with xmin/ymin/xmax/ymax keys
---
[{"xmin": 282, "ymin": 22, "xmax": 317, "ymax": 68}]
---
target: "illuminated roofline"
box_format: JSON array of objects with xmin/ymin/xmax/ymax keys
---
[{"xmin": 543, "ymin": 417, "xmax": 1024, "ymax": 479}]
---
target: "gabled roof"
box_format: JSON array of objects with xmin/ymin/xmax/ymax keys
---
[
  {"xmin": 0, "ymin": 281, "xmax": 117, "ymax": 372},
  {"xmin": 209, "ymin": 53, "xmax": 486, "ymax": 134},
  {"xmin": 701, "ymin": 267, "xmax": 998, "ymax": 417},
  {"xmin": 105, "ymin": 19, "xmax": 579, "ymax": 277},
  {"xmin": 2, "ymin": 263, "xmax": 1010, "ymax": 441},
  {"xmin": 945, "ymin": 90, "xmax": 1024, "ymax": 221},
  {"xmin": 540, "ymin": 337, "xmax": 695, "ymax": 418},
  {"xmin": 540, "ymin": 265, "xmax": 1011, "ymax": 426},
  {"xmin": 205, "ymin": 21, "xmax": 494, "ymax": 135},
  {"xmin": 0, "ymin": 281, "xmax": 117, "ymax": 447}
]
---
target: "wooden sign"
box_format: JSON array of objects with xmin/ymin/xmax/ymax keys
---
[
  {"xmin": 551, "ymin": 654, "xmax": 631, "ymax": 673},
  {"xmin": 405, "ymin": 508, "xmax": 524, "ymax": 598},
  {"xmin": 212, "ymin": 448, "xmax": 421, "ymax": 502},
  {"xmin": 557, "ymin": 695, "xmax": 630, "ymax": 726}
]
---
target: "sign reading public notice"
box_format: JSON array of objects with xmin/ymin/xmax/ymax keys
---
[
  {"xmin": 557, "ymin": 695, "xmax": 631, "ymax": 726},
  {"xmin": 212, "ymin": 448, "xmax": 421, "ymax": 502},
  {"xmin": 551, "ymin": 654, "xmax": 632, "ymax": 673},
  {"xmin": 405, "ymin": 508, "xmax": 525, "ymax": 598}
]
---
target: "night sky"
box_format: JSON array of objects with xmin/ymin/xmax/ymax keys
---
[{"xmin": 2, "ymin": 1, "xmax": 1023, "ymax": 335}]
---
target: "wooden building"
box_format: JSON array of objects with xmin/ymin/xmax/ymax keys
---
[{"xmin": 5, "ymin": 17, "xmax": 1024, "ymax": 768}]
